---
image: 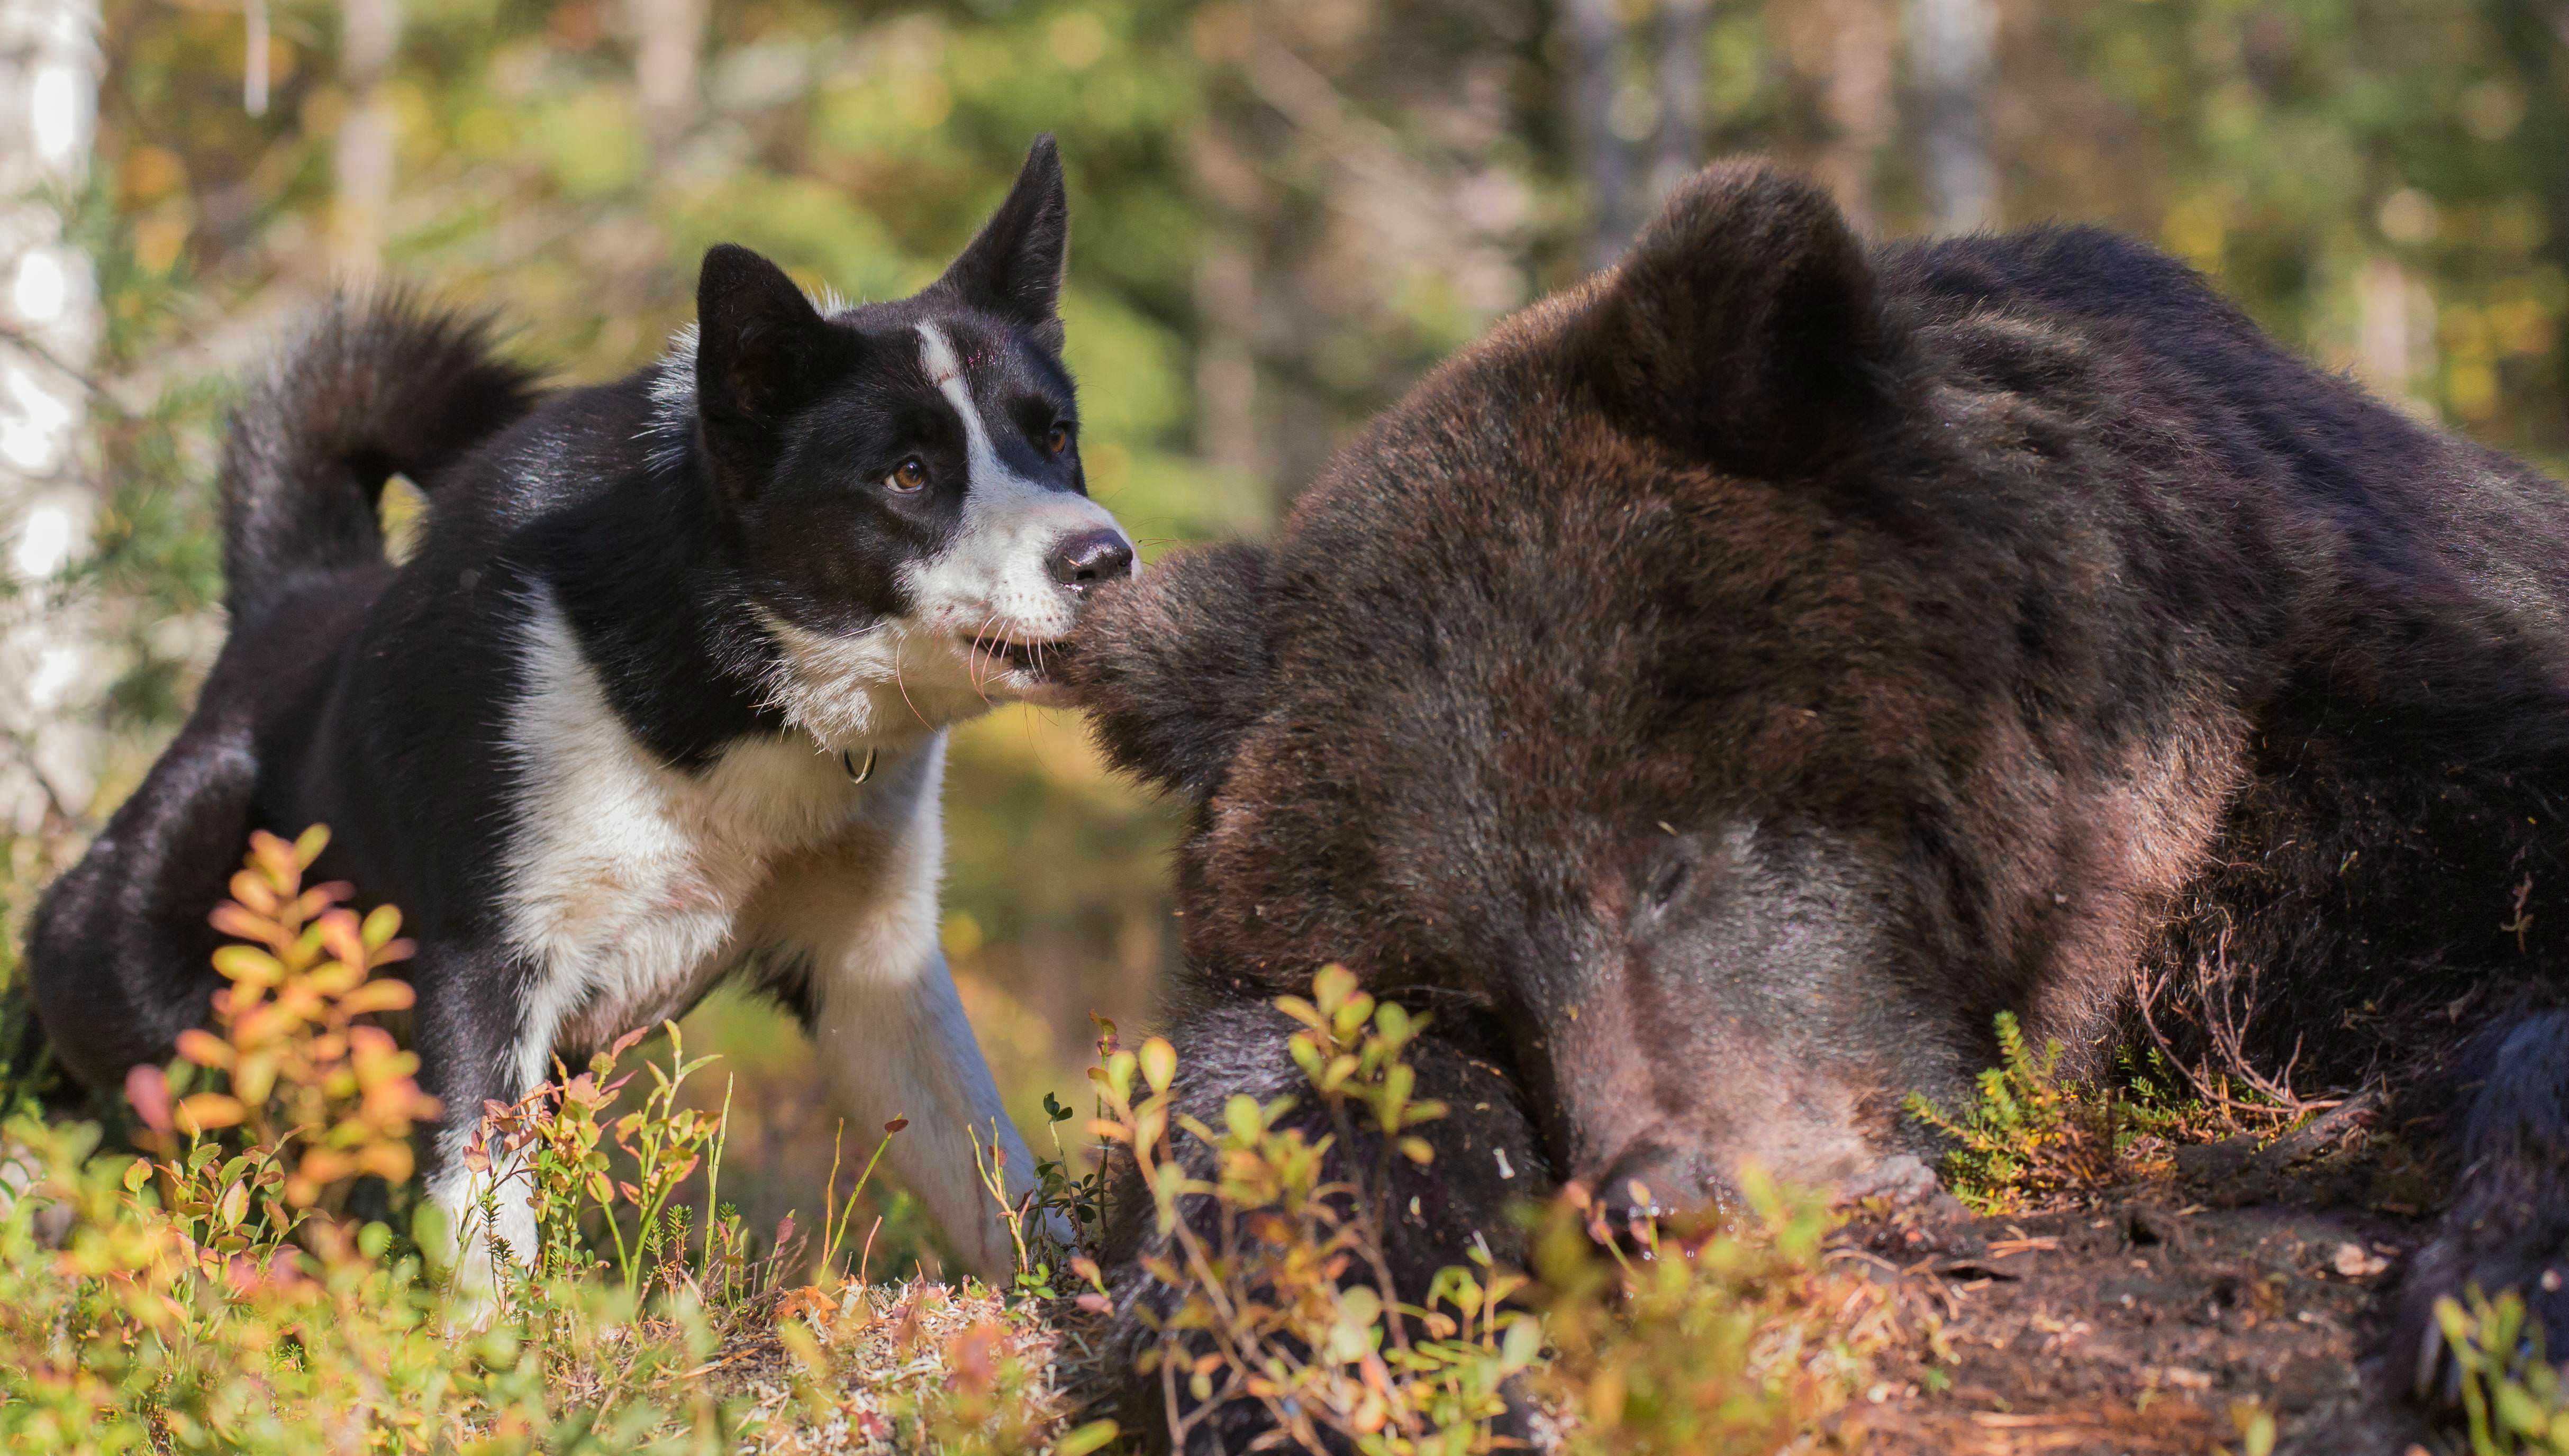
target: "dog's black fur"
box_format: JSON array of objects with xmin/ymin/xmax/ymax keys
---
[
  {"xmin": 1069, "ymin": 160, "xmax": 2569, "ymax": 1444},
  {"xmin": 31, "ymin": 137, "xmax": 1125, "ymax": 1282},
  {"xmin": 35, "ymin": 298, "xmax": 544, "ymax": 1084}
]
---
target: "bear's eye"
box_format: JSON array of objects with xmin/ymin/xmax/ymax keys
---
[
  {"xmin": 1644, "ymin": 856, "xmax": 1691, "ymax": 910},
  {"xmin": 1045, "ymin": 422, "xmax": 1074, "ymax": 456},
  {"xmin": 885, "ymin": 457, "xmax": 929, "ymax": 493}
]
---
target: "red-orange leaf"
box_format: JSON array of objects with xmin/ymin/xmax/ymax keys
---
[
  {"xmin": 208, "ymin": 904, "xmax": 272, "ymax": 943},
  {"xmin": 124, "ymin": 1064, "xmax": 173, "ymax": 1133},
  {"xmin": 174, "ymin": 1093, "xmax": 246, "ymax": 1134}
]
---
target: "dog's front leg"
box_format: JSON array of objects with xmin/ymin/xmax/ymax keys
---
[
  {"xmin": 751, "ymin": 740, "xmax": 1057, "ymax": 1285},
  {"xmin": 796, "ymin": 934, "xmax": 1043, "ymax": 1284},
  {"xmin": 407, "ymin": 941, "xmax": 541, "ymax": 1318}
]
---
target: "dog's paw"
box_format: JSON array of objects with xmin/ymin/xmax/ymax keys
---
[{"xmin": 2390, "ymin": 1227, "xmax": 2569, "ymax": 1405}]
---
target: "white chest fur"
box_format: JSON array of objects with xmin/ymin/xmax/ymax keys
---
[{"xmin": 499, "ymin": 589, "xmax": 942, "ymax": 1084}]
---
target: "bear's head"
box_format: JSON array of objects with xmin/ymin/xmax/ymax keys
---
[{"xmin": 1072, "ymin": 161, "xmax": 2166, "ymax": 1220}]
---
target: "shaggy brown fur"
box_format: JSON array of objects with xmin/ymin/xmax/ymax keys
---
[{"xmin": 1072, "ymin": 159, "xmax": 2569, "ymax": 1445}]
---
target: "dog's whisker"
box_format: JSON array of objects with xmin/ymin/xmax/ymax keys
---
[
  {"xmin": 962, "ymin": 621, "xmax": 986, "ymax": 700},
  {"xmin": 891, "ymin": 636, "xmax": 931, "ymax": 732},
  {"xmin": 964, "ymin": 613, "xmax": 991, "ymax": 699},
  {"xmin": 970, "ymin": 612, "xmax": 1003, "ymax": 707}
]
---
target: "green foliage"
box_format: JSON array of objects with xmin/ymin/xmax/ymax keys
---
[
  {"xmin": 0, "ymin": 838, "xmax": 1927, "ymax": 1454},
  {"xmin": 979, "ymin": 1072, "xmax": 1110, "ymax": 1306},
  {"xmin": 1097, "ymin": 964, "xmax": 1896, "ymax": 1454},
  {"xmin": 1529, "ymin": 1171, "xmax": 1898, "ymax": 1454},
  {"xmin": 0, "ymin": 824, "xmax": 1111, "ymax": 1453},
  {"xmin": 2043, "ymin": 0, "xmax": 2569, "ymax": 462},
  {"xmin": 2438, "ymin": 1290, "xmax": 2569, "ymax": 1455},
  {"xmin": 1906, "ymin": 1011, "xmax": 2129, "ymax": 1213},
  {"xmin": 1907, "ymin": 1009, "xmax": 2343, "ymax": 1214},
  {"xmin": 0, "ymin": 829, "xmax": 748, "ymax": 1453},
  {"xmin": 1100, "ymin": 963, "xmax": 1539, "ymax": 1454},
  {"xmin": 466, "ymin": 1019, "xmax": 732, "ymax": 1301}
]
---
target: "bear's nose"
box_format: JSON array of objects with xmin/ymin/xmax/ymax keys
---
[
  {"xmin": 1047, "ymin": 528, "xmax": 1135, "ymax": 591},
  {"xmin": 1587, "ymin": 1140, "xmax": 1721, "ymax": 1252}
]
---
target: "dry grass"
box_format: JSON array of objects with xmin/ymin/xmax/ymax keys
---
[{"xmin": 621, "ymin": 1278, "xmax": 1094, "ymax": 1454}]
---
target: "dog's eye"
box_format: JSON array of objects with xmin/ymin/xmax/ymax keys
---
[
  {"xmin": 1045, "ymin": 423, "xmax": 1073, "ymax": 456},
  {"xmin": 885, "ymin": 457, "xmax": 928, "ymax": 493}
]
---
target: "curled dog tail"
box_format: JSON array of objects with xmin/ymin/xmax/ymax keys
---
[{"xmin": 219, "ymin": 292, "xmax": 540, "ymax": 617}]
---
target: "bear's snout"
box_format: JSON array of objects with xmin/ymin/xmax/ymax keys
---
[{"xmin": 1578, "ymin": 1138, "xmax": 1729, "ymax": 1242}]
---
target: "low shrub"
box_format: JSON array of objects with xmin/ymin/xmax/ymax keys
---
[
  {"xmin": 1903, "ymin": 1011, "xmax": 2135, "ymax": 1213},
  {"xmin": 0, "ymin": 830, "xmax": 1907, "ymax": 1453},
  {"xmin": 1101, "ymin": 964, "xmax": 1899, "ymax": 1454},
  {"xmin": 1100, "ymin": 964, "xmax": 1540, "ymax": 1454},
  {"xmin": 2439, "ymin": 1290, "xmax": 2569, "ymax": 1456},
  {"xmin": 1527, "ymin": 1175, "xmax": 1898, "ymax": 1455},
  {"xmin": 0, "ymin": 827, "xmax": 756, "ymax": 1453}
]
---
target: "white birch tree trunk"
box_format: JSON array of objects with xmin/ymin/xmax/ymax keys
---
[
  {"xmin": 2355, "ymin": 254, "xmax": 2436, "ymax": 415},
  {"xmin": 1814, "ymin": 0, "xmax": 1895, "ymax": 232},
  {"xmin": 331, "ymin": 0, "xmax": 402, "ymax": 277},
  {"xmin": 625, "ymin": 0, "xmax": 706, "ymax": 167},
  {"xmin": 1647, "ymin": 0, "xmax": 1710, "ymax": 206},
  {"xmin": 0, "ymin": 0, "xmax": 105, "ymax": 833},
  {"xmin": 1566, "ymin": 0, "xmax": 1635, "ymax": 270},
  {"xmin": 1908, "ymin": 0, "xmax": 1997, "ymax": 234}
]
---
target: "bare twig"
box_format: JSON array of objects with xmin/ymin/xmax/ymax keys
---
[
  {"xmin": 0, "ymin": 321, "xmax": 124, "ymax": 412},
  {"xmin": 2131, "ymin": 927, "xmax": 2334, "ymax": 1123}
]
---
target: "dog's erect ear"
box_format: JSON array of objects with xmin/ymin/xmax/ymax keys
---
[
  {"xmin": 695, "ymin": 244, "xmax": 855, "ymax": 492},
  {"xmin": 936, "ymin": 135, "xmax": 1069, "ymax": 348},
  {"xmin": 696, "ymin": 243, "xmax": 840, "ymax": 423},
  {"xmin": 1067, "ymin": 542, "xmax": 1271, "ymax": 800},
  {"xmin": 1569, "ymin": 161, "xmax": 1896, "ymax": 477}
]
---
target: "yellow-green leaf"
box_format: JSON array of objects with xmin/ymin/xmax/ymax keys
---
[{"xmin": 1139, "ymin": 1036, "xmax": 1177, "ymax": 1094}]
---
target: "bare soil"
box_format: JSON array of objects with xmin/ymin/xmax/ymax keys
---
[{"xmin": 1840, "ymin": 1129, "xmax": 2451, "ymax": 1456}]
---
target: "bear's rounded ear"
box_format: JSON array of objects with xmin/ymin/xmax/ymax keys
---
[
  {"xmin": 1569, "ymin": 160, "xmax": 1897, "ymax": 477},
  {"xmin": 1067, "ymin": 542, "xmax": 1271, "ymax": 801},
  {"xmin": 936, "ymin": 135, "xmax": 1070, "ymax": 351}
]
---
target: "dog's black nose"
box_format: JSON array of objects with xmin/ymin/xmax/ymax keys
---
[{"xmin": 1047, "ymin": 529, "xmax": 1134, "ymax": 589}]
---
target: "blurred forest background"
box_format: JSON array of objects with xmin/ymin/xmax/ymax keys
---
[{"xmin": 4, "ymin": 0, "xmax": 2567, "ymax": 1267}]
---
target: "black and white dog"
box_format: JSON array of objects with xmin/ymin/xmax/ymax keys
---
[{"xmin": 28, "ymin": 137, "xmax": 1127, "ymax": 1289}]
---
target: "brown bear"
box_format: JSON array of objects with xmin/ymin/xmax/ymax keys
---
[{"xmin": 1069, "ymin": 159, "xmax": 2569, "ymax": 1446}]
